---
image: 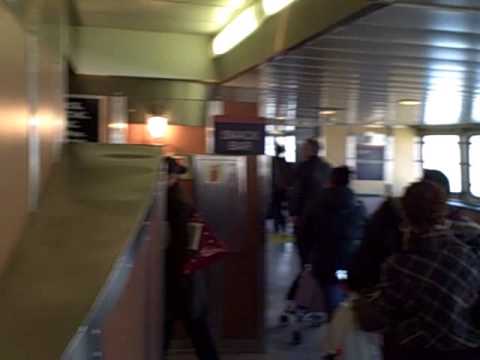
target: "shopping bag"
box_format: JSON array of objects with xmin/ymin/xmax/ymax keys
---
[
  {"xmin": 183, "ymin": 213, "xmax": 228, "ymax": 274},
  {"xmin": 295, "ymin": 268, "xmax": 325, "ymax": 312},
  {"xmin": 323, "ymin": 295, "xmax": 382, "ymax": 360}
]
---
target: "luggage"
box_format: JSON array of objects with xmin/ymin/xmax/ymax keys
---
[
  {"xmin": 281, "ymin": 268, "xmax": 327, "ymax": 345},
  {"xmin": 323, "ymin": 295, "xmax": 382, "ymax": 360},
  {"xmin": 295, "ymin": 267, "xmax": 325, "ymax": 312}
]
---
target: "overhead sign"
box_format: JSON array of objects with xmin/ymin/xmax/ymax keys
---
[
  {"xmin": 66, "ymin": 96, "xmax": 99, "ymax": 142},
  {"xmin": 215, "ymin": 122, "xmax": 265, "ymax": 155}
]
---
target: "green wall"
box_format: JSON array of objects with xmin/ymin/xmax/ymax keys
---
[
  {"xmin": 71, "ymin": 26, "xmax": 216, "ymax": 82},
  {"xmin": 69, "ymin": 74, "xmax": 211, "ymax": 126}
]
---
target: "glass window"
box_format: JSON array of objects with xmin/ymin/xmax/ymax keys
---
[
  {"xmin": 422, "ymin": 135, "xmax": 462, "ymax": 193},
  {"xmin": 469, "ymin": 135, "xmax": 480, "ymax": 197},
  {"xmin": 265, "ymin": 135, "xmax": 296, "ymax": 163}
]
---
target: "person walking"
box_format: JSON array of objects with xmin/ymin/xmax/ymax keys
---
[
  {"xmin": 366, "ymin": 181, "xmax": 480, "ymax": 360},
  {"xmin": 309, "ymin": 166, "xmax": 366, "ymax": 318},
  {"xmin": 163, "ymin": 157, "xmax": 220, "ymax": 360},
  {"xmin": 282, "ymin": 138, "xmax": 331, "ymax": 314},
  {"xmin": 271, "ymin": 144, "xmax": 292, "ymax": 235}
]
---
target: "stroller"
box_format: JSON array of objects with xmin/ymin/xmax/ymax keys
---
[{"xmin": 279, "ymin": 267, "xmax": 328, "ymax": 345}]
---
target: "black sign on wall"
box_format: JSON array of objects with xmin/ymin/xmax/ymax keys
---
[
  {"xmin": 356, "ymin": 144, "xmax": 385, "ymax": 181},
  {"xmin": 215, "ymin": 122, "xmax": 265, "ymax": 155},
  {"xmin": 66, "ymin": 97, "xmax": 99, "ymax": 142}
]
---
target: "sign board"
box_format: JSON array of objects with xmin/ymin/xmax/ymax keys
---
[
  {"xmin": 356, "ymin": 144, "xmax": 385, "ymax": 181},
  {"xmin": 66, "ymin": 96, "xmax": 100, "ymax": 142},
  {"xmin": 214, "ymin": 122, "xmax": 265, "ymax": 155}
]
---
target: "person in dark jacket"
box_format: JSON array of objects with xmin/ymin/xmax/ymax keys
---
[
  {"xmin": 309, "ymin": 166, "xmax": 366, "ymax": 317},
  {"xmin": 290, "ymin": 138, "xmax": 331, "ymax": 267},
  {"xmin": 270, "ymin": 144, "xmax": 292, "ymax": 234},
  {"xmin": 284, "ymin": 139, "xmax": 332, "ymax": 304},
  {"xmin": 348, "ymin": 169, "xmax": 480, "ymax": 293},
  {"xmin": 163, "ymin": 157, "xmax": 220, "ymax": 360}
]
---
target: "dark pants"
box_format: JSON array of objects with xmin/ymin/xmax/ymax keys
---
[
  {"xmin": 286, "ymin": 226, "xmax": 310, "ymax": 301},
  {"xmin": 271, "ymin": 190, "xmax": 287, "ymax": 233},
  {"xmin": 322, "ymin": 283, "xmax": 345, "ymax": 319},
  {"xmin": 164, "ymin": 313, "xmax": 219, "ymax": 360},
  {"xmin": 164, "ymin": 275, "xmax": 219, "ymax": 360}
]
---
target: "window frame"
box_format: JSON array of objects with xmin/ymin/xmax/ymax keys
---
[
  {"xmin": 466, "ymin": 133, "xmax": 480, "ymax": 201},
  {"xmin": 420, "ymin": 134, "xmax": 463, "ymax": 196},
  {"xmin": 417, "ymin": 126, "xmax": 480, "ymax": 204}
]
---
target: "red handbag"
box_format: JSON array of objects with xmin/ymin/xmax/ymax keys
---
[{"xmin": 183, "ymin": 213, "xmax": 228, "ymax": 275}]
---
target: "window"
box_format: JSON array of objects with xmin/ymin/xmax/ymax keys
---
[
  {"xmin": 265, "ymin": 135, "xmax": 296, "ymax": 163},
  {"xmin": 470, "ymin": 135, "xmax": 480, "ymax": 197},
  {"xmin": 422, "ymin": 135, "xmax": 462, "ymax": 193}
]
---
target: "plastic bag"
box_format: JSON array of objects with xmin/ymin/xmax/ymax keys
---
[
  {"xmin": 323, "ymin": 295, "xmax": 382, "ymax": 360},
  {"xmin": 183, "ymin": 213, "xmax": 228, "ymax": 274}
]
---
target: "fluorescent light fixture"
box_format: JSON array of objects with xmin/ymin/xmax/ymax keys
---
[
  {"xmin": 212, "ymin": 6, "xmax": 259, "ymax": 56},
  {"xmin": 319, "ymin": 110, "xmax": 337, "ymax": 116},
  {"xmin": 215, "ymin": 0, "xmax": 246, "ymax": 26},
  {"xmin": 398, "ymin": 99, "xmax": 421, "ymax": 106},
  {"xmin": 263, "ymin": 0, "xmax": 296, "ymax": 16},
  {"xmin": 108, "ymin": 123, "xmax": 128, "ymax": 129},
  {"xmin": 147, "ymin": 116, "xmax": 168, "ymax": 138}
]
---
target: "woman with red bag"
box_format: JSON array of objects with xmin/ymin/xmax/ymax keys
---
[{"xmin": 163, "ymin": 157, "xmax": 220, "ymax": 360}]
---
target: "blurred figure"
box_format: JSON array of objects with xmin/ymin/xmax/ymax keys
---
[
  {"xmin": 163, "ymin": 157, "xmax": 220, "ymax": 360},
  {"xmin": 374, "ymin": 181, "xmax": 480, "ymax": 360},
  {"xmin": 348, "ymin": 169, "xmax": 480, "ymax": 293},
  {"xmin": 270, "ymin": 144, "xmax": 292, "ymax": 235},
  {"xmin": 289, "ymin": 138, "xmax": 332, "ymax": 269},
  {"xmin": 285, "ymin": 138, "xmax": 332, "ymax": 305},
  {"xmin": 308, "ymin": 166, "xmax": 366, "ymax": 318}
]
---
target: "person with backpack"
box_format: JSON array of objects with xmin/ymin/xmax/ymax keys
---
[
  {"xmin": 308, "ymin": 166, "xmax": 366, "ymax": 318},
  {"xmin": 163, "ymin": 157, "xmax": 220, "ymax": 360}
]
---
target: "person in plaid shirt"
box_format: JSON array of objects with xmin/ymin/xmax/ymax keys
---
[{"xmin": 377, "ymin": 181, "xmax": 480, "ymax": 360}]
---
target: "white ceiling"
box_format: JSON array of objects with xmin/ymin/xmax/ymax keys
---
[{"xmin": 253, "ymin": 0, "xmax": 480, "ymax": 127}]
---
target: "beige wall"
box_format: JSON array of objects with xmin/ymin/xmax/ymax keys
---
[
  {"xmin": 324, "ymin": 125, "xmax": 418, "ymax": 196},
  {"xmin": 0, "ymin": 4, "xmax": 29, "ymax": 276},
  {"xmin": 72, "ymin": 26, "xmax": 215, "ymax": 81},
  {"xmin": 0, "ymin": 1, "xmax": 66, "ymax": 274}
]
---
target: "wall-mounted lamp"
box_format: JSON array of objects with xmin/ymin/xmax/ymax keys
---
[{"xmin": 147, "ymin": 115, "xmax": 168, "ymax": 139}]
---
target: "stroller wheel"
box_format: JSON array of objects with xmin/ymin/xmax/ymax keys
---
[{"xmin": 291, "ymin": 330, "xmax": 302, "ymax": 346}]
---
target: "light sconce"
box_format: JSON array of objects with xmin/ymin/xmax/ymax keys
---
[{"xmin": 146, "ymin": 115, "xmax": 169, "ymax": 139}]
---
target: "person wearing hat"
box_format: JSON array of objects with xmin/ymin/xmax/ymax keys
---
[{"xmin": 163, "ymin": 157, "xmax": 220, "ymax": 360}]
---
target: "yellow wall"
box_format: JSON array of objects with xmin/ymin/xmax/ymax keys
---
[
  {"xmin": 0, "ymin": 5, "xmax": 29, "ymax": 276},
  {"xmin": 324, "ymin": 125, "xmax": 417, "ymax": 196},
  {"xmin": 0, "ymin": 2, "xmax": 66, "ymax": 274}
]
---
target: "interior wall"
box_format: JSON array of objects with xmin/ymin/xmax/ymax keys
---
[
  {"xmin": 71, "ymin": 26, "xmax": 216, "ymax": 81},
  {"xmin": 128, "ymin": 124, "xmax": 206, "ymax": 155},
  {"xmin": 69, "ymin": 74, "xmax": 210, "ymax": 126},
  {"xmin": 0, "ymin": 3, "xmax": 29, "ymax": 276},
  {"xmin": 324, "ymin": 125, "xmax": 417, "ymax": 196},
  {"xmin": 0, "ymin": 1, "xmax": 66, "ymax": 275}
]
